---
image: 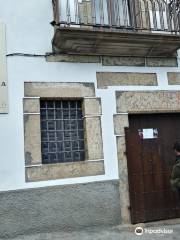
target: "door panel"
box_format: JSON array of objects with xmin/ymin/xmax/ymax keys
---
[{"xmin": 125, "ymin": 113, "xmax": 180, "ymax": 224}]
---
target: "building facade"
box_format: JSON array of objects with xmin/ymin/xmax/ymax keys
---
[{"xmin": 1, "ymin": 0, "xmax": 180, "ymax": 237}]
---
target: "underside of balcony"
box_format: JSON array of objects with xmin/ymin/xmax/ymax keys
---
[{"xmin": 52, "ymin": 27, "xmax": 180, "ymax": 57}]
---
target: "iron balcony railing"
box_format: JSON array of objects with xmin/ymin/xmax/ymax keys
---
[{"xmin": 52, "ymin": 0, "xmax": 180, "ymax": 33}]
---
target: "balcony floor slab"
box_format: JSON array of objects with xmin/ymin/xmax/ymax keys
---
[{"xmin": 52, "ymin": 27, "xmax": 180, "ymax": 57}]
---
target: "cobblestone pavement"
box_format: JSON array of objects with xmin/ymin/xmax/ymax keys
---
[{"xmin": 1, "ymin": 220, "xmax": 180, "ymax": 240}]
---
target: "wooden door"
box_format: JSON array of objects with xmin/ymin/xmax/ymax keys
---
[{"xmin": 125, "ymin": 113, "xmax": 180, "ymax": 224}]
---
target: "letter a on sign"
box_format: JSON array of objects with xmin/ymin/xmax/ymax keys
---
[{"xmin": 0, "ymin": 22, "xmax": 8, "ymax": 113}]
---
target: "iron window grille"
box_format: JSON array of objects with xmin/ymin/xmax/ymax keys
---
[{"xmin": 40, "ymin": 99, "xmax": 85, "ymax": 164}]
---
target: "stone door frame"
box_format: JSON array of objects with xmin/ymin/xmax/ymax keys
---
[{"xmin": 114, "ymin": 90, "xmax": 180, "ymax": 224}]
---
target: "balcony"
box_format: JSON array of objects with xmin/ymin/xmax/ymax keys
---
[{"xmin": 52, "ymin": 0, "xmax": 180, "ymax": 57}]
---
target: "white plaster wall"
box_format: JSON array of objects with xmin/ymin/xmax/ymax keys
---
[{"xmin": 0, "ymin": 0, "xmax": 180, "ymax": 191}]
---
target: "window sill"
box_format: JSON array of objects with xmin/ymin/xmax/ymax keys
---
[{"xmin": 25, "ymin": 160, "xmax": 104, "ymax": 182}]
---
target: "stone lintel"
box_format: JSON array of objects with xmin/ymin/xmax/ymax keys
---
[
  {"xmin": 116, "ymin": 91, "xmax": 180, "ymax": 113},
  {"xmin": 46, "ymin": 54, "xmax": 101, "ymax": 63},
  {"xmin": 24, "ymin": 82, "xmax": 95, "ymax": 98},
  {"xmin": 25, "ymin": 160, "xmax": 105, "ymax": 182},
  {"xmin": 168, "ymin": 72, "xmax": 180, "ymax": 85},
  {"xmin": 97, "ymin": 72, "xmax": 157, "ymax": 89}
]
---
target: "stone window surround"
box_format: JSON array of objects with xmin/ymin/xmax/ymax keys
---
[
  {"xmin": 23, "ymin": 82, "xmax": 104, "ymax": 182},
  {"xmin": 113, "ymin": 90, "xmax": 180, "ymax": 224}
]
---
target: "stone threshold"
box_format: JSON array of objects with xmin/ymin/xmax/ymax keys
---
[
  {"xmin": 116, "ymin": 218, "xmax": 180, "ymax": 232},
  {"xmin": 46, "ymin": 53, "xmax": 178, "ymax": 67}
]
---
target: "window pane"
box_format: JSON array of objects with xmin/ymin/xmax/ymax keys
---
[
  {"xmin": 56, "ymin": 120, "xmax": 63, "ymax": 130},
  {"xmin": 55, "ymin": 109, "xmax": 62, "ymax": 119},
  {"xmin": 79, "ymin": 140, "xmax": 84, "ymax": 150},
  {"xmin": 40, "ymin": 101, "xmax": 46, "ymax": 109},
  {"xmin": 55, "ymin": 101, "xmax": 61, "ymax": 108},
  {"xmin": 70, "ymin": 110, "xmax": 77, "ymax": 119},
  {"xmin": 78, "ymin": 120, "xmax": 83, "ymax": 129},
  {"xmin": 49, "ymin": 142, "xmax": 57, "ymax": 152},
  {"xmin": 41, "ymin": 132, "xmax": 48, "ymax": 141},
  {"xmin": 77, "ymin": 110, "xmax": 82, "ymax": 118},
  {"xmin": 62, "ymin": 101, "xmax": 69, "ymax": 108},
  {"xmin": 70, "ymin": 120, "xmax": 77, "ymax": 130},
  {"xmin": 57, "ymin": 152, "xmax": 64, "ymax": 162},
  {"xmin": 70, "ymin": 101, "xmax": 76, "ymax": 108},
  {"xmin": 41, "ymin": 121, "xmax": 47, "ymax": 130},
  {"xmin": 42, "ymin": 142, "xmax": 48, "ymax": 152},
  {"xmin": 48, "ymin": 131, "xmax": 56, "ymax": 141},
  {"xmin": 56, "ymin": 131, "xmax": 63, "ymax": 141},
  {"xmin": 48, "ymin": 121, "xmax": 55, "ymax": 130},
  {"xmin": 64, "ymin": 131, "xmax": 71, "ymax": 141},
  {"xmin": 57, "ymin": 142, "xmax": 63, "ymax": 151},
  {"xmin": 41, "ymin": 109, "xmax": 47, "ymax": 120},
  {"xmin": 72, "ymin": 141, "xmax": 79, "ymax": 150},
  {"xmin": 48, "ymin": 110, "xmax": 54, "ymax": 119},
  {"xmin": 71, "ymin": 131, "xmax": 78, "ymax": 140},
  {"xmin": 63, "ymin": 110, "xmax": 69, "ymax": 119},
  {"xmin": 47, "ymin": 101, "xmax": 54, "ymax": 108}
]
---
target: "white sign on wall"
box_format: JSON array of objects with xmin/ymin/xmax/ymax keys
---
[{"xmin": 0, "ymin": 22, "xmax": 8, "ymax": 113}]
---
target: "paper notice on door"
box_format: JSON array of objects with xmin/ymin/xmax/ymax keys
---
[
  {"xmin": 143, "ymin": 129, "xmax": 154, "ymax": 139},
  {"xmin": 141, "ymin": 128, "xmax": 158, "ymax": 139}
]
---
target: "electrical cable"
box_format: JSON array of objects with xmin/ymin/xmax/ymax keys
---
[
  {"xmin": 6, "ymin": 52, "xmax": 180, "ymax": 61},
  {"xmin": 6, "ymin": 53, "xmax": 54, "ymax": 57}
]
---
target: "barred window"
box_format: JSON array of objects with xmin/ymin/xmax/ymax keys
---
[{"xmin": 40, "ymin": 99, "xmax": 85, "ymax": 164}]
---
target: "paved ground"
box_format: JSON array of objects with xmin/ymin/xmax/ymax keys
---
[{"xmin": 1, "ymin": 220, "xmax": 180, "ymax": 240}]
